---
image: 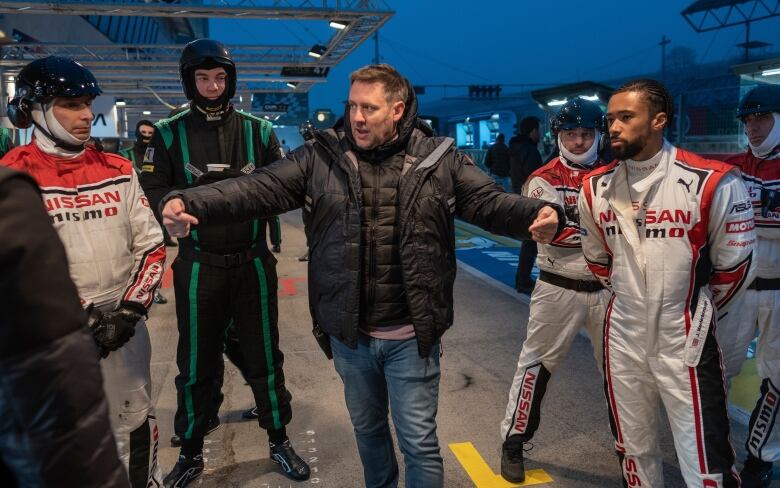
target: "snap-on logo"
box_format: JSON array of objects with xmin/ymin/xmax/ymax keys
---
[{"xmin": 726, "ymin": 219, "xmax": 755, "ymax": 234}]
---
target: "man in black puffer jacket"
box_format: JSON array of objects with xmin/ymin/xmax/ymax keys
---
[
  {"xmin": 0, "ymin": 167, "xmax": 128, "ymax": 488},
  {"xmin": 161, "ymin": 64, "xmax": 563, "ymax": 488}
]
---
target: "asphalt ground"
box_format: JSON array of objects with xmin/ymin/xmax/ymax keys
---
[{"xmin": 144, "ymin": 210, "xmax": 774, "ymax": 487}]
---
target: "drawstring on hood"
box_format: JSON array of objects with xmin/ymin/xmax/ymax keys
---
[{"xmin": 31, "ymin": 101, "xmax": 89, "ymax": 158}]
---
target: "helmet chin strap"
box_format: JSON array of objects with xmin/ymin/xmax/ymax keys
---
[
  {"xmin": 559, "ymin": 131, "xmax": 600, "ymax": 167},
  {"xmin": 31, "ymin": 102, "xmax": 89, "ymax": 155}
]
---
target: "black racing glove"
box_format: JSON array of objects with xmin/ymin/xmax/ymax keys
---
[
  {"xmin": 86, "ymin": 303, "xmax": 108, "ymax": 358},
  {"xmin": 89, "ymin": 306, "xmax": 142, "ymax": 358}
]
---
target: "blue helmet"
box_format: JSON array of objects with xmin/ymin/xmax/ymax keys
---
[
  {"xmin": 550, "ymin": 97, "xmax": 606, "ymax": 134},
  {"xmin": 737, "ymin": 84, "xmax": 780, "ymax": 119}
]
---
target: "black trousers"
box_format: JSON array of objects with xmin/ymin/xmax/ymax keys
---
[
  {"xmin": 515, "ymin": 240, "xmax": 538, "ymax": 290},
  {"xmin": 172, "ymin": 252, "xmax": 292, "ymax": 440},
  {"xmin": 209, "ymin": 322, "xmax": 249, "ymax": 413},
  {"xmin": 268, "ymin": 215, "xmax": 282, "ymax": 247}
]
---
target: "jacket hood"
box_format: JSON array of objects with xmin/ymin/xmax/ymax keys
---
[{"xmin": 336, "ymin": 76, "xmax": 431, "ymax": 162}]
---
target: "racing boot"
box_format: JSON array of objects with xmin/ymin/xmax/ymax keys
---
[
  {"xmin": 163, "ymin": 453, "xmax": 203, "ymax": 488},
  {"xmin": 241, "ymin": 406, "xmax": 259, "ymax": 420},
  {"xmin": 270, "ymin": 439, "xmax": 310, "ymax": 481},
  {"xmin": 170, "ymin": 416, "xmax": 220, "ymax": 447},
  {"xmin": 153, "ymin": 290, "xmax": 168, "ymax": 304},
  {"xmin": 501, "ymin": 435, "xmax": 527, "ymax": 483},
  {"xmin": 741, "ymin": 455, "xmax": 773, "ymax": 488}
]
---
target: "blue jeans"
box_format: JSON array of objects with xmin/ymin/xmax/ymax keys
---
[{"xmin": 331, "ymin": 335, "xmax": 443, "ymax": 488}]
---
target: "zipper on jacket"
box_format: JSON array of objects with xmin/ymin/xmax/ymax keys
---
[{"xmin": 367, "ymin": 164, "xmax": 379, "ymax": 314}]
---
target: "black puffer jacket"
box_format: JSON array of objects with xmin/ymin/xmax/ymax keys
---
[
  {"xmin": 164, "ymin": 95, "xmax": 564, "ymax": 358},
  {"xmin": 0, "ymin": 168, "xmax": 128, "ymax": 488},
  {"xmin": 141, "ymin": 105, "xmax": 283, "ymax": 254},
  {"xmin": 356, "ymin": 148, "xmax": 411, "ymax": 328}
]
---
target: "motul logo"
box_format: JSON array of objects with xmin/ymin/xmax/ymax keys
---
[
  {"xmin": 513, "ymin": 368, "xmax": 538, "ymax": 433},
  {"xmin": 726, "ymin": 219, "xmax": 755, "ymax": 233}
]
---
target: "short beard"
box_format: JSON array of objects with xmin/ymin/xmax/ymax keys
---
[{"xmin": 612, "ymin": 136, "xmax": 646, "ymax": 160}]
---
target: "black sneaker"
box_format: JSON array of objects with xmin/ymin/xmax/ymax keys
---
[
  {"xmin": 163, "ymin": 454, "xmax": 203, "ymax": 488},
  {"xmin": 270, "ymin": 439, "xmax": 310, "ymax": 481},
  {"xmin": 170, "ymin": 416, "xmax": 220, "ymax": 447},
  {"xmin": 153, "ymin": 290, "xmax": 168, "ymax": 304},
  {"xmin": 272, "ymin": 244, "xmax": 281, "ymax": 254},
  {"xmin": 241, "ymin": 406, "xmax": 259, "ymax": 420},
  {"xmin": 500, "ymin": 437, "xmax": 528, "ymax": 483},
  {"xmin": 741, "ymin": 456, "xmax": 773, "ymax": 488}
]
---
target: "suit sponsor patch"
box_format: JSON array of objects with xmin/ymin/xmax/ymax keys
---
[
  {"xmin": 726, "ymin": 219, "xmax": 755, "ymax": 233},
  {"xmin": 730, "ymin": 198, "xmax": 752, "ymax": 214},
  {"xmin": 529, "ymin": 186, "xmax": 544, "ymax": 199},
  {"xmin": 141, "ymin": 164, "xmax": 154, "ymax": 173},
  {"xmin": 143, "ymin": 147, "xmax": 155, "ymax": 163}
]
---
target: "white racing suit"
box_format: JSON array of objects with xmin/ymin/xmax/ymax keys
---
[
  {"xmin": 501, "ymin": 157, "xmax": 609, "ymax": 441},
  {"xmin": 1, "ymin": 142, "xmax": 166, "ymax": 487},
  {"xmin": 716, "ymin": 149, "xmax": 780, "ymax": 463},
  {"xmin": 578, "ymin": 142, "xmax": 756, "ymax": 488}
]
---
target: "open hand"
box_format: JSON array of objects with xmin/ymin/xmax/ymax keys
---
[
  {"xmin": 529, "ymin": 206, "xmax": 559, "ymax": 244},
  {"xmin": 162, "ymin": 198, "xmax": 199, "ymax": 238}
]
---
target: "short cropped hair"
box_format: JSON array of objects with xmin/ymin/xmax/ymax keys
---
[
  {"xmin": 350, "ymin": 64, "xmax": 408, "ymax": 103},
  {"xmin": 519, "ymin": 116, "xmax": 540, "ymax": 136},
  {"xmin": 613, "ymin": 78, "xmax": 675, "ymax": 129}
]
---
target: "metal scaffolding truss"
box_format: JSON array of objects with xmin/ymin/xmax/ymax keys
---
[
  {"xmin": 0, "ymin": 43, "xmax": 311, "ymax": 68},
  {"xmin": 0, "ymin": 0, "xmax": 394, "ymax": 20},
  {"xmin": 0, "ymin": 43, "xmax": 328, "ymax": 94},
  {"xmin": 0, "ymin": 1, "xmax": 393, "ymax": 69},
  {"xmin": 96, "ymin": 80, "xmax": 320, "ymax": 94},
  {"xmin": 682, "ymin": 0, "xmax": 780, "ymax": 32},
  {"xmin": 0, "ymin": 0, "xmax": 394, "ymax": 117}
]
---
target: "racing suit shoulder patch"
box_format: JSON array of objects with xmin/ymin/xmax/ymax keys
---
[
  {"xmin": 236, "ymin": 110, "xmax": 273, "ymax": 146},
  {"xmin": 154, "ymin": 109, "xmax": 190, "ymax": 150}
]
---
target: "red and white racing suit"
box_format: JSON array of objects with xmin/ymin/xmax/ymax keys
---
[
  {"xmin": 501, "ymin": 157, "xmax": 609, "ymax": 442},
  {"xmin": 1, "ymin": 142, "xmax": 165, "ymax": 487},
  {"xmin": 717, "ymin": 148, "xmax": 780, "ymax": 463},
  {"xmin": 579, "ymin": 142, "xmax": 756, "ymax": 488}
]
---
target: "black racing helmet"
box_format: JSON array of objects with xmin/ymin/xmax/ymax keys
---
[
  {"xmin": 737, "ymin": 84, "xmax": 780, "ymax": 119},
  {"xmin": 179, "ymin": 38, "xmax": 236, "ymax": 100},
  {"xmin": 7, "ymin": 56, "xmax": 101, "ymax": 128},
  {"xmin": 550, "ymin": 97, "xmax": 606, "ymax": 135}
]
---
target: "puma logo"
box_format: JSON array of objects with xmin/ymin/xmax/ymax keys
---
[{"xmin": 678, "ymin": 178, "xmax": 693, "ymax": 193}]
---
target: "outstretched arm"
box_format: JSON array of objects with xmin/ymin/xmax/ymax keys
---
[
  {"xmin": 161, "ymin": 144, "xmax": 311, "ymax": 237},
  {"xmin": 453, "ymin": 150, "xmax": 564, "ymax": 243}
]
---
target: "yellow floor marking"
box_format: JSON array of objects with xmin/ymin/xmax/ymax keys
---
[{"xmin": 449, "ymin": 442, "xmax": 553, "ymax": 487}]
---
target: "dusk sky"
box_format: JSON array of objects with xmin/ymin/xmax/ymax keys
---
[{"xmin": 210, "ymin": 0, "xmax": 780, "ymax": 113}]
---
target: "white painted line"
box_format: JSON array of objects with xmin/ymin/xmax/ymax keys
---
[{"xmin": 457, "ymin": 260, "xmax": 530, "ymax": 306}]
